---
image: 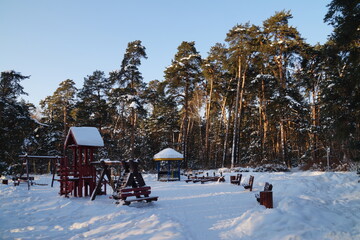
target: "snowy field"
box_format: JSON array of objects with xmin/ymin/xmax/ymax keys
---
[{"xmin": 1, "ymin": 171, "xmax": 360, "ymax": 240}]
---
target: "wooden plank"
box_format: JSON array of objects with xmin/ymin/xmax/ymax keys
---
[
  {"xmin": 120, "ymin": 186, "xmax": 151, "ymax": 192},
  {"xmin": 120, "ymin": 191, "xmax": 151, "ymax": 198}
]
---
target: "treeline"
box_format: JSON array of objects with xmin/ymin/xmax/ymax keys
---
[{"xmin": 1, "ymin": 3, "xmax": 359, "ymax": 173}]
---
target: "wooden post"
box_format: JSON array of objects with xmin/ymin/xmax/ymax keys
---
[
  {"xmin": 77, "ymin": 147, "xmax": 81, "ymax": 197},
  {"xmin": 91, "ymin": 162, "xmax": 108, "ymax": 201},
  {"xmin": 26, "ymin": 157, "xmax": 30, "ymax": 190},
  {"xmin": 260, "ymin": 191, "xmax": 273, "ymax": 208}
]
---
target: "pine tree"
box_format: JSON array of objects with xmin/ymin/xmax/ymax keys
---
[
  {"xmin": 108, "ymin": 40, "xmax": 147, "ymax": 160},
  {"xmin": 322, "ymin": 0, "xmax": 360, "ymax": 163},
  {"xmin": 297, "ymin": 44, "xmax": 327, "ymax": 167},
  {"xmin": 39, "ymin": 79, "xmax": 77, "ymax": 154},
  {"xmin": 142, "ymin": 79, "xmax": 180, "ymax": 169},
  {"xmin": 225, "ymin": 23, "xmax": 261, "ymax": 168},
  {"xmin": 202, "ymin": 43, "xmax": 232, "ymax": 168},
  {"xmin": 76, "ymin": 70, "xmax": 109, "ymax": 129},
  {"xmin": 164, "ymin": 41, "xmax": 203, "ymax": 168},
  {"xmin": 0, "ymin": 70, "xmax": 35, "ymax": 173},
  {"xmin": 262, "ymin": 10, "xmax": 306, "ymax": 168}
]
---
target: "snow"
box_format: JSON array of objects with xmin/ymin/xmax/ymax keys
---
[
  {"xmin": 154, "ymin": 148, "xmax": 183, "ymax": 160},
  {"xmin": 32, "ymin": 118, "xmax": 49, "ymax": 127},
  {"xmin": 129, "ymin": 101, "xmax": 137, "ymax": 109},
  {"xmin": 1, "ymin": 171, "xmax": 360, "ymax": 239},
  {"xmin": 66, "ymin": 127, "xmax": 104, "ymax": 147},
  {"xmin": 180, "ymin": 54, "xmax": 200, "ymax": 62},
  {"xmin": 328, "ymin": 83, "xmax": 335, "ymax": 89},
  {"xmin": 235, "ymin": 27, "xmax": 246, "ymax": 32},
  {"xmin": 285, "ymin": 95, "xmax": 301, "ymax": 107}
]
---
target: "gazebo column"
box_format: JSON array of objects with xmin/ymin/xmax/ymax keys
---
[
  {"xmin": 177, "ymin": 160, "xmax": 181, "ymax": 180},
  {"xmin": 156, "ymin": 162, "xmax": 160, "ymax": 181},
  {"xmin": 167, "ymin": 161, "xmax": 171, "ymax": 181}
]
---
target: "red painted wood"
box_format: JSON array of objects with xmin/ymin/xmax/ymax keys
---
[
  {"xmin": 120, "ymin": 187, "xmax": 151, "ymax": 192},
  {"xmin": 260, "ymin": 191, "xmax": 273, "ymax": 208},
  {"xmin": 120, "ymin": 191, "xmax": 151, "ymax": 198}
]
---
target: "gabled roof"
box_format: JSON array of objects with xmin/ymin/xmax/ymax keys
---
[
  {"xmin": 65, "ymin": 127, "xmax": 104, "ymax": 147},
  {"xmin": 154, "ymin": 148, "xmax": 183, "ymax": 161}
]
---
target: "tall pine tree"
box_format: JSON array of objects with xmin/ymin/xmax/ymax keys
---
[
  {"xmin": 0, "ymin": 70, "xmax": 35, "ymax": 173},
  {"xmin": 164, "ymin": 41, "xmax": 203, "ymax": 168}
]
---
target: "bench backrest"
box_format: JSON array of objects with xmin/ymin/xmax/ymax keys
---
[
  {"xmin": 263, "ymin": 182, "xmax": 273, "ymax": 191},
  {"xmin": 249, "ymin": 175, "xmax": 254, "ymax": 190},
  {"xmin": 237, "ymin": 174, "xmax": 242, "ymax": 181}
]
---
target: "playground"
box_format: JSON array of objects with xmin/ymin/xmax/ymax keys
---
[
  {"xmin": 1, "ymin": 127, "xmax": 360, "ymax": 239},
  {"xmin": 1, "ymin": 171, "xmax": 360, "ymax": 239}
]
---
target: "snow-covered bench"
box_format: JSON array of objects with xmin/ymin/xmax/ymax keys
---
[
  {"xmin": 255, "ymin": 182, "xmax": 273, "ymax": 208},
  {"xmin": 118, "ymin": 186, "xmax": 158, "ymax": 205},
  {"xmin": 200, "ymin": 176, "xmax": 225, "ymax": 184},
  {"xmin": 186, "ymin": 175, "xmax": 225, "ymax": 183},
  {"xmin": 230, "ymin": 174, "xmax": 242, "ymax": 185},
  {"xmin": 255, "ymin": 182, "xmax": 272, "ymax": 202},
  {"xmin": 242, "ymin": 175, "xmax": 254, "ymax": 191}
]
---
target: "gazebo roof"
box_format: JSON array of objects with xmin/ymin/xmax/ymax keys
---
[
  {"xmin": 65, "ymin": 127, "xmax": 104, "ymax": 148},
  {"xmin": 154, "ymin": 148, "xmax": 183, "ymax": 161}
]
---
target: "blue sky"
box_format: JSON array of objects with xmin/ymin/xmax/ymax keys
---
[{"xmin": 0, "ymin": 0, "xmax": 333, "ymax": 106}]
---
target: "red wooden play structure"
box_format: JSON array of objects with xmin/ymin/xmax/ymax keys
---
[
  {"xmin": 16, "ymin": 126, "xmax": 158, "ymax": 204},
  {"xmin": 58, "ymin": 127, "xmax": 104, "ymax": 197}
]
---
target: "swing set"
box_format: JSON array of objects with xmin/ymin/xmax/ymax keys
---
[{"xmin": 15, "ymin": 155, "xmax": 62, "ymax": 190}]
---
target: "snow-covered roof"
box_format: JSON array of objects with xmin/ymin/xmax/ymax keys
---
[
  {"xmin": 65, "ymin": 127, "xmax": 104, "ymax": 147},
  {"xmin": 153, "ymin": 148, "xmax": 183, "ymax": 161}
]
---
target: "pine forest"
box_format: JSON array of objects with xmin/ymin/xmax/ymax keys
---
[{"xmin": 1, "ymin": 5, "xmax": 359, "ymax": 174}]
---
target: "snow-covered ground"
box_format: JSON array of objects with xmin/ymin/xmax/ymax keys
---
[{"xmin": 1, "ymin": 171, "xmax": 360, "ymax": 240}]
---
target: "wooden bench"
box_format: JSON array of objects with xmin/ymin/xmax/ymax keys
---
[
  {"xmin": 255, "ymin": 182, "xmax": 272, "ymax": 202},
  {"xmin": 242, "ymin": 175, "xmax": 254, "ymax": 191},
  {"xmin": 255, "ymin": 182, "xmax": 273, "ymax": 208},
  {"xmin": 185, "ymin": 175, "xmax": 202, "ymax": 183},
  {"xmin": 116, "ymin": 186, "xmax": 158, "ymax": 205},
  {"xmin": 230, "ymin": 174, "xmax": 242, "ymax": 185},
  {"xmin": 200, "ymin": 176, "xmax": 225, "ymax": 184},
  {"xmin": 186, "ymin": 176, "xmax": 225, "ymax": 184}
]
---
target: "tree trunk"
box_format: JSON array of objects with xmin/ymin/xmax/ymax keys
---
[
  {"xmin": 183, "ymin": 81, "xmax": 189, "ymax": 169},
  {"xmin": 130, "ymin": 108, "xmax": 136, "ymax": 159},
  {"xmin": 205, "ymin": 77, "xmax": 214, "ymax": 167},
  {"xmin": 63, "ymin": 105, "xmax": 68, "ymax": 139},
  {"xmin": 235, "ymin": 69, "xmax": 247, "ymax": 165},
  {"xmin": 222, "ymin": 106, "xmax": 232, "ymax": 168},
  {"xmin": 310, "ymin": 87, "xmax": 319, "ymax": 164},
  {"xmin": 231, "ymin": 57, "xmax": 242, "ymax": 168},
  {"xmin": 260, "ymin": 78, "xmax": 268, "ymax": 161}
]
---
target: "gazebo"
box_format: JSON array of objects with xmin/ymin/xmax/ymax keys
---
[
  {"xmin": 153, "ymin": 148, "xmax": 183, "ymax": 181},
  {"xmin": 60, "ymin": 127, "xmax": 104, "ymax": 197}
]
